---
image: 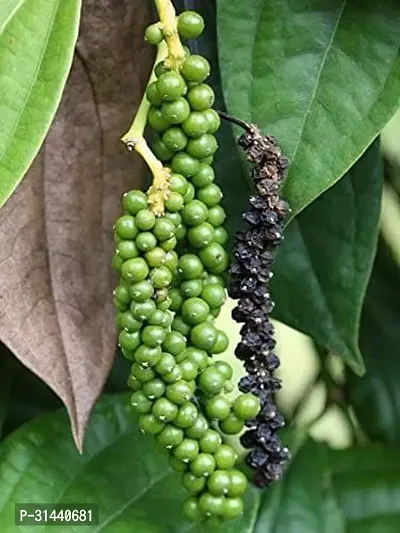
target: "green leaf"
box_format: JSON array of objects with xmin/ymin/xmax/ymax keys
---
[
  {"xmin": 217, "ymin": 0, "xmax": 400, "ymax": 218},
  {"xmin": 0, "ymin": 0, "xmax": 81, "ymax": 207},
  {"xmin": 270, "ymin": 140, "xmax": 383, "ymax": 374},
  {"xmin": 0, "ymin": 0, "xmax": 24, "ymax": 34},
  {"xmin": 2, "ymin": 402, "xmax": 399, "ymax": 533},
  {"xmin": 348, "ymin": 240, "xmax": 400, "ymax": 441},
  {"xmin": 255, "ymin": 440, "xmax": 345, "ymax": 533},
  {"xmin": 331, "ymin": 446, "xmax": 400, "ymax": 532},
  {"xmin": 254, "ymin": 440, "xmax": 400, "ymax": 533},
  {"xmin": 0, "ymin": 394, "xmax": 260, "ymax": 532}
]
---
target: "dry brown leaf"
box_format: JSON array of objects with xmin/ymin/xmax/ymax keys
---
[{"xmin": 0, "ymin": 0, "xmax": 153, "ymax": 450}]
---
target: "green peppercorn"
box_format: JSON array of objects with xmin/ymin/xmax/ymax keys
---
[
  {"xmin": 157, "ymin": 424, "xmax": 184, "ymax": 448},
  {"xmin": 172, "ymin": 316, "xmax": 191, "ymax": 336},
  {"xmin": 182, "ymin": 297, "xmax": 210, "ymax": 325},
  {"xmin": 228, "ymin": 470, "xmax": 248, "ymax": 497},
  {"xmin": 182, "ymin": 497, "xmax": 204, "ymax": 521},
  {"xmin": 130, "ymin": 391, "xmax": 152, "ymax": 415},
  {"xmin": 166, "ymin": 380, "xmax": 192, "ymax": 404},
  {"xmin": 187, "ymin": 222, "xmax": 215, "ymax": 248},
  {"xmin": 205, "ymin": 394, "xmax": 231, "ymax": 420},
  {"xmin": 147, "ymin": 106, "xmax": 170, "ymax": 132},
  {"xmin": 136, "ymin": 231, "xmax": 157, "ymax": 252},
  {"xmin": 152, "ymin": 137, "xmax": 174, "ymax": 162},
  {"xmin": 139, "ymin": 413, "xmax": 165, "ymax": 435},
  {"xmin": 214, "ymin": 226, "xmax": 228, "ymax": 245},
  {"xmin": 190, "ymin": 322, "xmax": 218, "ymax": 352},
  {"xmin": 116, "ymin": 240, "xmax": 139, "ymax": 260},
  {"xmin": 146, "ymin": 81, "xmax": 162, "ymax": 106},
  {"xmin": 169, "ymin": 174, "xmax": 188, "ymax": 195},
  {"xmin": 182, "ymin": 111, "xmax": 208, "ymax": 137},
  {"xmin": 222, "ymin": 498, "xmax": 243, "ymax": 520},
  {"xmin": 179, "ymin": 359, "xmax": 198, "ymax": 381},
  {"xmin": 150, "ymin": 266, "xmax": 173, "ymax": 289},
  {"xmin": 142, "ymin": 377, "xmax": 165, "ymax": 399},
  {"xmin": 160, "ymin": 235, "xmax": 177, "ymax": 252},
  {"xmin": 174, "ymin": 438, "xmax": 199, "ymax": 462},
  {"xmin": 182, "ymin": 472, "xmax": 206, "ymax": 494},
  {"xmin": 219, "ymin": 412, "xmax": 245, "ymax": 435},
  {"xmin": 190, "ymin": 453, "xmax": 216, "ymax": 478},
  {"xmin": 182, "ymin": 200, "xmax": 208, "ymax": 227},
  {"xmin": 187, "ymin": 84, "xmax": 215, "ymax": 111},
  {"xmin": 208, "ymin": 470, "xmax": 231, "ymax": 496},
  {"xmin": 145, "ymin": 23, "xmax": 163, "ymax": 45},
  {"xmin": 123, "ymin": 190, "xmax": 147, "ymax": 215},
  {"xmin": 233, "ymin": 393, "xmax": 261, "ymax": 420},
  {"xmin": 119, "ymin": 330, "xmax": 141, "ymax": 353},
  {"xmin": 170, "ymin": 455, "xmax": 187, "ymax": 472},
  {"xmin": 136, "ymin": 209, "xmax": 156, "ymax": 231},
  {"xmin": 185, "ymin": 347, "xmax": 209, "ymax": 370},
  {"xmin": 152, "ymin": 397, "xmax": 178, "ymax": 421},
  {"xmin": 163, "ymin": 331, "xmax": 187, "ymax": 355},
  {"xmin": 153, "ymin": 218, "xmax": 176, "ymax": 241},
  {"xmin": 213, "ymin": 360, "xmax": 233, "ymax": 381},
  {"xmin": 177, "ymin": 11, "xmax": 205, "ymax": 39},
  {"xmin": 183, "ymin": 182, "xmax": 196, "ymax": 203},
  {"xmin": 211, "ymin": 330, "xmax": 229, "ymax": 354},
  {"xmin": 182, "ymin": 55, "xmax": 210, "ymax": 83},
  {"xmin": 185, "ymin": 414, "xmax": 208, "ymax": 439},
  {"xmin": 174, "ymin": 402, "xmax": 198, "ymax": 428},
  {"xmin": 214, "ymin": 445, "xmax": 237, "ymax": 470},
  {"xmin": 196, "ymin": 183, "xmax": 222, "ymax": 207},
  {"xmin": 165, "ymin": 192, "xmax": 184, "ymax": 213},
  {"xmin": 161, "ymin": 97, "xmax": 191, "ymax": 124},
  {"xmin": 207, "ymin": 205, "xmax": 226, "ymax": 227},
  {"xmin": 163, "ymin": 365, "xmax": 183, "ymax": 383},
  {"xmin": 157, "ymin": 72, "xmax": 186, "ymax": 102},
  {"xmin": 199, "ymin": 429, "xmax": 222, "ymax": 453},
  {"xmin": 131, "ymin": 363, "xmax": 156, "ymax": 384},
  {"xmin": 145, "ymin": 247, "xmax": 167, "ymax": 268},
  {"xmin": 131, "ymin": 299, "xmax": 157, "ymax": 321},
  {"xmin": 163, "ymin": 127, "xmax": 188, "ymax": 152},
  {"xmin": 115, "ymin": 215, "xmax": 138, "ymax": 240},
  {"xmin": 179, "ymin": 254, "xmax": 204, "ymax": 279},
  {"xmin": 187, "ymin": 134, "xmax": 218, "ymax": 159},
  {"xmin": 135, "ymin": 345, "xmax": 162, "ymax": 367},
  {"xmin": 203, "ymin": 109, "xmax": 221, "ymax": 134},
  {"xmin": 119, "ymin": 311, "xmax": 142, "ymax": 332},
  {"xmin": 141, "ymin": 325, "xmax": 167, "ymax": 347}
]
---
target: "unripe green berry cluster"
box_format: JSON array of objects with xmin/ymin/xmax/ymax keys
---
[{"xmin": 112, "ymin": 9, "xmax": 262, "ymax": 524}]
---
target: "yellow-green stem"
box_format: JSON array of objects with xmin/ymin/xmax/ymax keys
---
[
  {"xmin": 122, "ymin": 42, "xmax": 170, "ymax": 215},
  {"xmin": 155, "ymin": 0, "xmax": 186, "ymax": 69},
  {"xmin": 121, "ymin": 0, "xmax": 186, "ymax": 215}
]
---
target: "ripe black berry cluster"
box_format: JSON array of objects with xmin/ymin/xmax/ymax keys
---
[
  {"xmin": 228, "ymin": 125, "xmax": 291, "ymax": 488},
  {"xmin": 112, "ymin": 9, "xmax": 263, "ymax": 525}
]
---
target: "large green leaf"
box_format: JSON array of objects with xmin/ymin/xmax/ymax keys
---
[
  {"xmin": 1, "ymin": 399, "xmax": 400, "ymax": 533},
  {"xmin": 0, "ymin": 394, "xmax": 260, "ymax": 533},
  {"xmin": 217, "ymin": 0, "xmax": 400, "ymax": 218},
  {"xmin": 332, "ymin": 446, "xmax": 400, "ymax": 532},
  {"xmin": 0, "ymin": 0, "xmax": 81, "ymax": 207},
  {"xmin": 254, "ymin": 441, "xmax": 400, "ymax": 533},
  {"xmin": 348, "ymin": 240, "xmax": 400, "ymax": 441},
  {"xmin": 270, "ymin": 140, "xmax": 382, "ymax": 374},
  {"xmin": 254, "ymin": 440, "xmax": 345, "ymax": 533},
  {"xmin": 0, "ymin": 0, "xmax": 24, "ymax": 34}
]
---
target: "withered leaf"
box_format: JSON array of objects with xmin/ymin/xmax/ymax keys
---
[{"xmin": 0, "ymin": 0, "xmax": 153, "ymax": 450}]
